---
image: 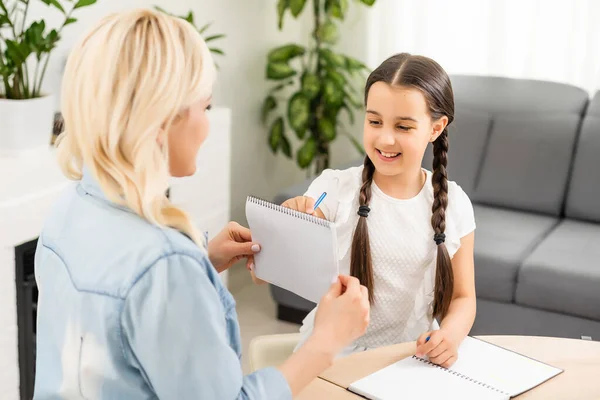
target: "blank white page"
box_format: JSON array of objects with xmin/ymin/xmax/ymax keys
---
[
  {"xmin": 448, "ymin": 337, "xmax": 563, "ymax": 397},
  {"xmin": 245, "ymin": 196, "xmax": 338, "ymax": 303},
  {"xmin": 348, "ymin": 356, "xmax": 508, "ymax": 400}
]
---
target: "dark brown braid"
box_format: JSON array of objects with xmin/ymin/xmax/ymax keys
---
[
  {"xmin": 431, "ymin": 128, "xmax": 453, "ymax": 319},
  {"xmin": 350, "ymin": 157, "xmax": 376, "ymax": 303},
  {"xmin": 352, "ymin": 53, "xmax": 455, "ymax": 315}
]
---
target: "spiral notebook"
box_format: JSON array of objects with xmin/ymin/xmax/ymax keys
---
[
  {"xmin": 348, "ymin": 336, "xmax": 563, "ymax": 400},
  {"xmin": 245, "ymin": 196, "xmax": 338, "ymax": 303}
]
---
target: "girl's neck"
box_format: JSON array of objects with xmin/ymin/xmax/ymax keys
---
[{"xmin": 373, "ymin": 166, "xmax": 426, "ymax": 200}]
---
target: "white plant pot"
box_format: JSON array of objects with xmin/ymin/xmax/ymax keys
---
[{"xmin": 0, "ymin": 95, "xmax": 55, "ymax": 155}]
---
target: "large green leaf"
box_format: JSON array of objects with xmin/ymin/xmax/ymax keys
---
[
  {"xmin": 317, "ymin": 20, "xmax": 338, "ymax": 44},
  {"xmin": 289, "ymin": 0, "xmax": 307, "ymax": 17},
  {"xmin": 345, "ymin": 56, "xmax": 368, "ymax": 72},
  {"xmin": 74, "ymin": 0, "xmax": 97, "ymax": 9},
  {"xmin": 359, "ymin": 0, "xmax": 376, "ymax": 6},
  {"xmin": 326, "ymin": 69, "xmax": 346, "ymax": 88},
  {"xmin": 261, "ymin": 96, "xmax": 277, "ymax": 125},
  {"xmin": 323, "ymin": 80, "xmax": 344, "ymax": 106},
  {"xmin": 266, "ymin": 62, "xmax": 297, "ymax": 80},
  {"xmin": 297, "ymin": 138, "xmax": 317, "ymax": 169},
  {"xmin": 301, "ymin": 72, "xmax": 320, "ymax": 99},
  {"xmin": 319, "ymin": 118, "xmax": 336, "ymax": 142},
  {"xmin": 281, "ymin": 134, "xmax": 292, "ymax": 158},
  {"xmin": 5, "ymin": 40, "xmax": 31, "ymax": 66},
  {"xmin": 320, "ymin": 49, "xmax": 345, "ymax": 68},
  {"xmin": 288, "ymin": 92, "xmax": 311, "ymax": 139},
  {"xmin": 277, "ymin": 0, "xmax": 289, "ymax": 30},
  {"xmin": 269, "ymin": 117, "xmax": 284, "ymax": 153},
  {"xmin": 41, "ymin": 0, "xmax": 65, "ymax": 13},
  {"xmin": 326, "ymin": 0, "xmax": 348, "ymax": 19},
  {"xmin": 268, "ymin": 44, "xmax": 305, "ymax": 63}
]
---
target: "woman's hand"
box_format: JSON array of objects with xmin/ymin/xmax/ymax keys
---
[
  {"xmin": 281, "ymin": 196, "xmax": 326, "ymax": 219},
  {"xmin": 208, "ymin": 222, "xmax": 261, "ymax": 273},
  {"xmin": 308, "ymin": 275, "xmax": 370, "ymax": 356},
  {"xmin": 415, "ymin": 329, "xmax": 459, "ymax": 368}
]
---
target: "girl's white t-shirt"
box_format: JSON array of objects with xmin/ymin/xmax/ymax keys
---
[{"xmin": 296, "ymin": 166, "xmax": 476, "ymax": 354}]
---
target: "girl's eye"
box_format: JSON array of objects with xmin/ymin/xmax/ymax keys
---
[
  {"xmin": 369, "ymin": 120, "xmax": 381, "ymax": 126},
  {"xmin": 397, "ymin": 125, "xmax": 411, "ymax": 131}
]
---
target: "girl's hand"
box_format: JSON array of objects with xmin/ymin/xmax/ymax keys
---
[
  {"xmin": 415, "ymin": 329, "xmax": 459, "ymax": 368},
  {"xmin": 281, "ymin": 196, "xmax": 326, "ymax": 219}
]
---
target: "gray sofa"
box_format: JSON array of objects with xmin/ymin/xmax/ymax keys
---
[{"xmin": 270, "ymin": 75, "xmax": 600, "ymax": 341}]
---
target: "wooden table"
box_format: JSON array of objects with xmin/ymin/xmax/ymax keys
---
[{"xmin": 296, "ymin": 336, "xmax": 600, "ymax": 399}]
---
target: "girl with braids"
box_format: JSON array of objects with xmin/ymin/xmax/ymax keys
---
[{"xmin": 284, "ymin": 53, "xmax": 476, "ymax": 368}]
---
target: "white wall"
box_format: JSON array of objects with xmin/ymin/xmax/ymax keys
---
[{"xmin": 30, "ymin": 0, "xmax": 369, "ymax": 225}]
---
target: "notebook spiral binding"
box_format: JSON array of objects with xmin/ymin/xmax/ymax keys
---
[
  {"xmin": 247, "ymin": 196, "xmax": 332, "ymax": 228},
  {"xmin": 411, "ymin": 355, "xmax": 510, "ymax": 396}
]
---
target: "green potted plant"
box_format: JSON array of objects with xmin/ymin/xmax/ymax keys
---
[
  {"xmin": 262, "ymin": 0, "xmax": 376, "ymax": 175},
  {"xmin": 0, "ymin": 0, "xmax": 97, "ymax": 153}
]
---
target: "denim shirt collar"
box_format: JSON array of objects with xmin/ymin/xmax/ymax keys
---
[{"xmin": 78, "ymin": 167, "xmax": 133, "ymax": 215}]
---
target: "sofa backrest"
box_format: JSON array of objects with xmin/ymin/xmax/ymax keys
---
[
  {"xmin": 565, "ymin": 92, "xmax": 600, "ymax": 222},
  {"xmin": 424, "ymin": 75, "xmax": 588, "ymax": 216}
]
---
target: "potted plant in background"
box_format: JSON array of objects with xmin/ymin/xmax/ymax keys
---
[
  {"xmin": 0, "ymin": 0, "xmax": 97, "ymax": 154},
  {"xmin": 262, "ymin": 0, "xmax": 376, "ymax": 176}
]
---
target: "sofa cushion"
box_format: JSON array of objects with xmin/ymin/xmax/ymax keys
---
[
  {"xmin": 473, "ymin": 114, "xmax": 580, "ymax": 216},
  {"xmin": 566, "ymin": 92, "xmax": 600, "ymax": 222},
  {"xmin": 473, "ymin": 205, "xmax": 558, "ymax": 302},
  {"xmin": 450, "ymin": 75, "xmax": 589, "ymax": 114},
  {"xmin": 422, "ymin": 109, "xmax": 491, "ymax": 196},
  {"xmin": 516, "ymin": 220, "xmax": 600, "ymax": 321}
]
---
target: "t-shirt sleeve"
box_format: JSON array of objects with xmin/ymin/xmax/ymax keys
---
[
  {"xmin": 304, "ymin": 169, "xmax": 341, "ymax": 221},
  {"xmin": 455, "ymin": 185, "xmax": 476, "ymax": 238}
]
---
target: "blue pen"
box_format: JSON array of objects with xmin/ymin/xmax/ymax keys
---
[{"xmin": 313, "ymin": 192, "xmax": 327, "ymax": 212}]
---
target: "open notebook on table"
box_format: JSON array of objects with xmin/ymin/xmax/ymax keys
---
[
  {"xmin": 348, "ymin": 336, "xmax": 563, "ymax": 400},
  {"xmin": 245, "ymin": 196, "xmax": 338, "ymax": 303}
]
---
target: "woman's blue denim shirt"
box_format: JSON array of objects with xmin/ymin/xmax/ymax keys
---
[{"xmin": 33, "ymin": 171, "xmax": 292, "ymax": 399}]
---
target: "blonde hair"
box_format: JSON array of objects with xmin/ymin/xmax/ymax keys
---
[{"xmin": 57, "ymin": 8, "xmax": 216, "ymax": 247}]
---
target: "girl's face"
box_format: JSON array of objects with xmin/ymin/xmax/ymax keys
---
[
  {"xmin": 166, "ymin": 97, "xmax": 212, "ymax": 177},
  {"xmin": 363, "ymin": 82, "xmax": 447, "ymax": 178}
]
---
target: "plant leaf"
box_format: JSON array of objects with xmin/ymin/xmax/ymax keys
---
[
  {"xmin": 297, "ymin": 138, "xmax": 317, "ymax": 169},
  {"xmin": 317, "ymin": 20, "xmax": 338, "ymax": 44},
  {"xmin": 323, "ymin": 80, "xmax": 344, "ymax": 106},
  {"xmin": 268, "ymin": 44, "xmax": 305, "ymax": 63},
  {"xmin": 64, "ymin": 17, "xmax": 77, "ymax": 25},
  {"xmin": 199, "ymin": 22, "xmax": 213, "ymax": 34},
  {"xmin": 289, "ymin": 0, "xmax": 307, "ymax": 17},
  {"xmin": 281, "ymin": 134, "xmax": 292, "ymax": 158},
  {"xmin": 41, "ymin": 0, "xmax": 65, "ymax": 13},
  {"xmin": 74, "ymin": 0, "xmax": 97, "ymax": 9},
  {"xmin": 301, "ymin": 72, "xmax": 320, "ymax": 99},
  {"xmin": 359, "ymin": 0, "xmax": 376, "ymax": 6},
  {"xmin": 288, "ymin": 92, "xmax": 310, "ymax": 139},
  {"xmin": 319, "ymin": 118, "xmax": 336, "ymax": 142},
  {"xmin": 5, "ymin": 40, "xmax": 31, "ymax": 66},
  {"xmin": 329, "ymin": 0, "xmax": 348, "ymax": 19},
  {"xmin": 345, "ymin": 55, "xmax": 368, "ymax": 71},
  {"xmin": 326, "ymin": 69, "xmax": 346, "ymax": 88},
  {"xmin": 269, "ymin": 117, "xmax": 284, "ymax": 153},
  {"xmin": 266, "ymin": 62, "xmax": 297, "ymax": 80},
  {"xmin": 209, "ymin": 48, "xmax": 225, "ymax": 55},
  {"xmin": 204, "ymin": 34, "xmax": 225, "ymax": 42},
  {"xmin": 320, "ymin": 49, "xmax": 345, "ymax": 68},
  {"xmin": 261, "ymin": 96, "xmax": 277, "ymax": 125},
  {"xmin": 277, "ymin": 0, "xmax": 289, "ymax": 30},
  {"xmin": 184, "ymin": 11, "xmax": 194, "ymax": 24}
]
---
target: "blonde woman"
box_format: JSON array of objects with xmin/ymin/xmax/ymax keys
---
[{"xmin": 34, "ymin": 9, "xmax": 369, "ymax": 399}]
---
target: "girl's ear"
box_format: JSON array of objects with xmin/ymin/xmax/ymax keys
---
[{"xmin": 429, "ymin": 116, "xmax": 449, "ymax": 142}]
